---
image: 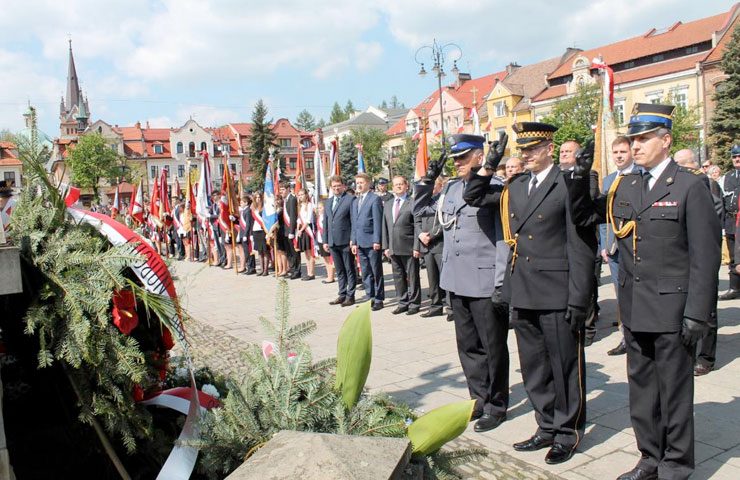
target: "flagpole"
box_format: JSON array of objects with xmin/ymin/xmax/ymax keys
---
[{"xmin": 224, "ymin": 156, "xmax": 239, "ymax": 275}]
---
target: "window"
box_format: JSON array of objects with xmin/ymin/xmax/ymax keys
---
[
  {"xmin": 230, "ymin": 163, "xmax": 237, "ymax": 173},
  {"xmin": 189, "ymin": 142, "xmax": 196, "ymax": 157},
  {"xmin": 306, "ymin": 159, "xmax": 314, "ymax": 169},
  {"xmin": 289, "ymin": 159, "xmax": 297, "ymax": 170},
  {"xmin": 650, "ymin": 97, "xmax": 662, "ymax": 104},
  {"xmin": 200, "ymin": 142, "xmax": 207, "ymax": 152},
  {"xmin": 110, "ymin": 144, "xmax": 117, "ymax": 151},
  {"xmin": 153, "ymin": 144, "xmax": 163, "ymax": 154},
  {"xmin": 613, "ymin": 103, "xmax": 625, "ymax": 126},
  {"xmin": 176, "ymin": 142, "xmax": 183, "ymax": 154},
  {"xmin": 222, "ymin": 144, "xmax": 231, "ymax": 153},
  {"xmin": 280, "ymin": 138, "xmax": 291, "ymax": 148},
  {"xmin": 301, "ymin": 139, "xmax": 311, "ymax": 148},
  {"xmin": 218, "ymin": 163, "xmax": 224, "ymax": 176},
  {"xmin": 685, "ymin": 45, "xmax": 699, "ymax": 55},
  {"xmin": 494, "ymin": 101, "xmax": 507, "ymax": 118},
  {"xmin": 652, "ymin": 54, "xmax": 664, "ymax": 62},
  {"xmin": 150, "ymin": 166, "xmax": 158, "ymax": 179},
  {"xmin": 178, "ymin": 165, "xmax": 185, "ymax": 178},
  {"xmin": 623, "ymin": 61, "xmax": 635, "ymax": 69},
  {"xmin": 672, "ymin": 90, "xmax": 688, "ymax": 109},
  {"xmin": 163, "ymin": 166, "xmax": 170, "ymax": 178},
  {"xmin": 495, "ymin": 127, "xmax": 506, "ymax": 140},
  {"xmin": 4, "ymin": 172, "xmax": 16, "ymax": 186}
]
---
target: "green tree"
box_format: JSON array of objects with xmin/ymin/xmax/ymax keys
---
[
  {"xmin": 0, "ymin": 129, "xmax": 15, "ymax": 142},
  {"xmin": 344, "ymin": 100, "xmax": 355, "ymax": 119},
  {"xmin": 294, "ymin": 109, "xmax": 316, "ymax": 132},
  {"xmin": 340, "ymin": 127, "xmax": 388, "ymax": 181},
  {"xmin": 709, "ymin": 24, "xmax": 740, "ymax": 170},
  {"xmin": 541, "ymin": 83, "xmax": 600, "ymax": 160},
  {"xmin": 379, "ymin": 100, "xmax": 388, "ymax": 110},
  {"xmin": 329, "ymin": 102, "xmax": 346, "ymax": 124},
  {"xmin": 66, "ymin": 132, "xmax": 122, "ymax": 198},
  {"xmin": 248, "ymin": 99, "xmax": 278, "ymax": 191},
  {"xmin": 316, "ymin": 118, "xmax": 327, "ymax": 129},
  {"xmin": 390, "ymin": 95, "xmax": 404, "ymax": 109},
  {"xmin": 662, "ymin": 94, "xmax": 701, "ymax": 156}
]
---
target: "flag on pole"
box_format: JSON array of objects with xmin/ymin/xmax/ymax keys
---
[
  {"xmin": 174, "ymin": 177, "xmax": 182, "ymax": 200},
  {"xmin": 470, "ymin": 105, "xmax": 481, "ymax": 136},
  {"xmin": 591, "ymin": 57, "xmax": 614, "ymax": 111},
  {"xmin": 110, "ymin": 184, "xmax": 121, "ymax": 218},
  {"xmin": 159, "ymin": 168, "xmax": 172, "ymax": 225},
  {"xmin": 294, "ymin": 146, "xmax": 307, "ymax": 194},
  {"xmin": 355, "ymin": 143, "xmax": 365, "ymax": 174},
  {"xmin": 218, "ymin": 160, "xmax": 233, "ymax": 234},
  {"xmin": 263, "ymin": 154, "xmax": 278, "ymax": 231},
  {"xmin": 329, "ymin": 139, "xmax": 340, "ymax": 177},
  {"xmin": 313, "ymin": 141, "xmax": 327, "ymax": 202},
  {"xmin": 411, "ymin": 130, "xmax": 421, "ymax": 141},
  {"xmin": 150, "ymin": 176, "xmax": 162, "ymax": 227},
  {"xmin": 195, "ymin": 151, "xmax": 212, "ymax": 220},
  {"xmin": 414, "ymin": 119, "xmax": 430, "ymax": 181},
  {"xmin": 129, "ymin": 179, "xmax": 144, "ymax": 224},
  {"xmin": 590, "ymin": 56, "xmax": 614, "ymax": 191}
]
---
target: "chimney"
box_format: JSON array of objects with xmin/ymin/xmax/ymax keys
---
[
  {"xmin": 506, "ymin": 62, "xmax": 521, "ymax": 75},
  {"xmin": 455, "ymin": 72, "xmax": 472, "ymax": 88},
  {"xmin": 146, "ymin": 120, "xmax": 150, "ymax": 129},
  {"xmin": 135, "ymin": 121, "xmax": 141, "ymax": 129}
]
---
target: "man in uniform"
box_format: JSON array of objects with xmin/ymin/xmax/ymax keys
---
[
  {"xmin": 376, "ymin": 177, "xmax": 393, "ymax": 203},
  {"xmin": 478, "ymin": 122, "xmax": 595, "ymax": 465},
  {"xmin": 718, "ymin": 144, "xmax": 740, "ymax": 299},
  {"xmin": 414, "ymin": 175, "xmax": 447, "ymax": 318},
  {"xmin": 569, "ymin": 104, "xmax": 720, "ymax": 480},
  {"xmin": 414, "ymin": 133, "xmax": 509, "ymax": 433}
]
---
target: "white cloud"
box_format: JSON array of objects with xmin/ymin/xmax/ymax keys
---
[
  {"xmin": 354, "ymin": 42, "xmax": 383, "ymax": 72},
  {"xmin": 175, "ymin": 105, "xmax": 240, "ymax": 128}
]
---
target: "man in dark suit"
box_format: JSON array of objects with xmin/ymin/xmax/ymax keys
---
[
  {"xmin": 719, "ymin": 144, "xmax": 740, "ymax": 300},
  {"xmin": 280, "ymin": 182, "xmax": 301, "ymax": 279},
  {"xmin": 489, "ymin": 122, "xmax": 596, "ymax": 465},
  {"xmin": 414, "ymin": 175, "xmax": 447, "ymax": 318},
  {"xmin": 351, "ymin": 173, "xmax": 385, "ymax": 311},
  {"xmin": 570, "ymin": 104, "xmax": 721, "ymax": 480},
  {"xmin": 383, "ymin": 175, "xmax": 421, "ymax": 315},
  {"xmin": 323, "ymin": 175, "xmax": 356, "ymax": 307}
]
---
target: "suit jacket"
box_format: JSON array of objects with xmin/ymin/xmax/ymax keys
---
[
  {"xmin": 382, "ymin": 195, "xmax": 419, "ymax": 256},
  {"xmin": 323, "ymin": 193, "xmax": 353, "ymax": 247},
  {"xmin": 284, "ymin": 193, "xmax": 298, "ymax": 237},
  {"xmin": 571, "ymin": 159, "xmax": 721, "ymax": 332},
  {"xmin": 416, "ymin": 177, "xmax": 501, "ymax": 298},
  {"xmin": 351, "ymin": 191, "xmax": 383, "ymax": 248},
  {"xmin": 497, "ymin": 166, "xmax": 596, "ymax": 310},
  {"xmin": 414, "ymin": 192, "xmax": 444, "ymax": 255}
]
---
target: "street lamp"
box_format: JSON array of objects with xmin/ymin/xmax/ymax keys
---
[{"xmin": 415, "ymin": 39, "xmax": 462, "ymax": 151}]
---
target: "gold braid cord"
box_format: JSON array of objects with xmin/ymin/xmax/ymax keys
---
[
  {"xmin": 500, "ymin": 186, "xmax": 519, "ymax": 272},
  {"xmin": 606, "ymin": 175, "xmax": 638, "ymax": 261}
]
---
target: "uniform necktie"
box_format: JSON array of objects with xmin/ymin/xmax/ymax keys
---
[
  {"xmin": 393, "ymin": 197, "xmax": 401, "ymax": 222},
  {"xmin": 332, "ymin": 196, "xmax": 339, "ymax": 212},
  {"xmin": 528, "ymin": 176, "xmax": 538, "ymax": 196},
  {"xmin": 643, "ymin": 171, "xmax": 652, "ymax": 193}
]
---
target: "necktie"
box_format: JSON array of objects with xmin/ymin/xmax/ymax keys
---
[
  {"xmin": 358, "ymin": 194, "xmax": 364, "ymax": 210},
  {"xmin": 643, "ymin": 171, "xmax": 652, "ymax": 193},
  {"xmin": 332, "ymin": 196, "xmax": 339, "ymax": 212},
  {"xmin": 393, "ymin": 198, "xmax": 401, "ymax": 222},
  {"xmin": 528, "ymin": 176, "xmax": 538, "ymax": 196}
]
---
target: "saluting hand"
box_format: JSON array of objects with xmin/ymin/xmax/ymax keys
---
[
  {"xmin": 423, "ymin": 151, "xmax": 447, "ymax": 183},
  {"xmin": 681, "ymin": 317, "xmax": 708, "ymax": 347},
  {"xmin": 573, "ymin": 140, "xmax": 595, "ymax": 178},
  {"xmin": 484, "ymin": 131, "xmax": 508, "ymax": 171}
]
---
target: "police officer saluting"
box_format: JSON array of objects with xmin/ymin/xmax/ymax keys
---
[
  {"xmin": 414, "ymin": 133, "xmax": 510, "ymax": 433},
  {"xmin": 719, "ymin": 144, "xmax": 740, "ymax": 300},
  {"xmin": 569, "ymin": 104, "xmax": 721, "ymax": 480}
]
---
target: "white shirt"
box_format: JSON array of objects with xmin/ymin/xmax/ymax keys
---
[
  {"xmin": 646, "ymin": 156, "xmax": 672, "ymax": 190},
  {"xmin": 530, "ymin": 163, "xmax": 555, "ymax": 193},
  {"xmin": 618, "ymin": 163, "xmax": 637, "ymax": 176},
  {"xmin": 392, "ymin": 194, "xmax": 407, "ymax": 222}
]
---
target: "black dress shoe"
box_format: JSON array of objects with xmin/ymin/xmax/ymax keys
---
[
  {"xmin": 470, "ymin": 410, "xmax": 483, "ymax": 421},
  {"xmin": 694, "ymin": 363, "xmax": 712, "ymax": 376},
  {"xmin": 616, "ymin": 467, "xmax": 658, "ymax": 480},
  {"xmin": 289, "ymin": 272, "xmax": 302, "ymax": 280},
  {"xmin": 718, "ymin": 289, "xmax": 740, "ymax": 300},
  {"xmin": 513, "ymin": 434, "xmax": 554, "ymax": 452},
  {"xmin": 406, "ymin": 307, "xmax": 420, "ymax": 315},
  {"xmin": 607, "ymin": 342, "xmax": 627, "ymax": 356},
  {"xmin": 544, "ymin": 443, "xmax": 575, "ymax": 464},
  {"xmin": 474, "ymin": 414, "xmax": 506, "ymax": 433},
  {"xmin": 329, "ymin": 297, "xmax": 346, "ymax": 305},
  {"xmin": 341, "ymin": 297, "xmax": 355, "ymax": 307},
  {"xmin": 321, "ymin": 279, "xmax": 335, "ymax": 284},
  {"xmin": 245, "ymin": 269, "xmax": 257, "ymax": 275},
  {"xmin": 301, "ymin": 275, "xmax": 315, "ymax": 281},
  {"xmin": 421, "ymin": 309, "xmax": 443, "ymax": 318},
  {"xmin": 446, "ymin": 313, "xmax": 455, "ymax": 322},
  {"xmin": 371, "ymin": 302, "xmax": 384, "ymax": 311},
  {"xmin": 392, "ymin": 306, "xmax": 409, "ymax": 315}
]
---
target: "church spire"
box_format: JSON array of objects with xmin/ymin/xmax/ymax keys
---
[{"xmin": 65, "ymin": 39, "xmax": 80, "ymax": 114}]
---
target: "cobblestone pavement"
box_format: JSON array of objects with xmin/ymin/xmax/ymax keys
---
[{"xmin": 173, "ymin": 260, "xmax": 740, "ymax": 480}]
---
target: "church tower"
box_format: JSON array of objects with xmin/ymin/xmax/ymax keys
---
[{"xmin": 59, "ymin": 40, "xmax": 90, "ymax": 138}]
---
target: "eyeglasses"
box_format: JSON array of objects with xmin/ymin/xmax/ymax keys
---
[{"xmin": 733, "ymin": 155, "xmax": 740, "ymax": 159}]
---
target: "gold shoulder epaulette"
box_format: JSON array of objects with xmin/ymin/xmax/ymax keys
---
[{"xmin": 678, "ymin": 166, "xmax": 702, "ymax": 175}]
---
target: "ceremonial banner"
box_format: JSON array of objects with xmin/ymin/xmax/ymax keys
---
[
  {"xmin": 294, "ymin": 146, "xmax": 307, "ymax": 194},
  {"xmin": 130, "ymin": 179, "xmax": 144, "ymax": 224},
  {"xmin": 470, "ymin": 105, "xmax": 481, "ymax": 136},
  {"xmin": 111, "ymin": 184, "xmax": 121, "ymax": 217},
  {"xmin": 414, "ymin": 119, "xmax": 430, "ymax": 181},
  {"xmin": 356, "ymin": 144, "xmax": 365, "ymax": 174},
  {"xmin": 263, "ymin": 155, "xmax": 278, "ymax": 232},
  {"xmin": 313, "ymin": 144, "xmax": 327, "ymax": 201}
]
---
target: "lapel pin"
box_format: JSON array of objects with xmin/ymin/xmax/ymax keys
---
[
  {"xmin": 666, "ymin": 177, "xmax": 673, "ymax": 184},
  {"xmin": 631, "ymin": 179, "xmax": 637, "ymax": 185}
]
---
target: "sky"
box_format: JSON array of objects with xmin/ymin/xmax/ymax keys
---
[{"xmin": 0, "ymin": 0, "xmax": 736, "ymax": 137}]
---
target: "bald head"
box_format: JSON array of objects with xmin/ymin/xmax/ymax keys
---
[{"xmin": 674, "ymin": 149, "xmax": 699, "ymax": 169}]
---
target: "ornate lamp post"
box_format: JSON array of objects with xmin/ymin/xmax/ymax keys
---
[{"xmin": 415, "ymin": 39, "xmax": 462, "ymax": 151}]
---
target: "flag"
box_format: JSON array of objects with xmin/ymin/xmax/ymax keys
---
[
  {"xmin": 149, "ymin": 176, "xmax": 162, "ymax": 228},
  {"xmin": 294, "ymin": 146, "xmax": 307, "ymax": 194},
  {"xmin": 218, "ymin": 160, "xmax": 233, "ymax": 234},
  {"xmin": 64, "ymin": 185, "xmax": 81, "ymax": 207},
  {"xmin": 470, "ymin": 105, "xmax": 481, "ymax": 136},
  {"xmin": 329, "ymin": 139, "xmax": 340, "ymax": 176},
  {"xmin": 195, "ymin": 151, "xmax": 212, "ymax": 220},
  {"xmin": 457, "ymin": 126, "xmax": 464, "ymax": 134},
  {"xmin": 110, "ymin": 184, "xmax": 121, "ymax": 217},
  {"xmin": 434, "ymin": 129, "xmax": 442, "ymax": 137},
  {"xmin": 411, "ymin": 130, "xmax": 421, "ymax": 141},
  {"xmin": 263, "ymin": 154, "xmax": 278, "ymax": 232},
  {"xmin": 415, "ymin": 122, "xmax": 430, "ymax": 181},
  {"xmin": 130, "ymin": 178, "xmax": 144, "ymax": 224},
  {"xmin": 356, "ymin": 143, "xmax": 365, "ymax": 174},
  {"xmin": 174, "ymin": 177, "xmax": 182, "ymax": 199},
  {"xmin": 313, "ymin": 142, "xmax": 327, "ymax": 202},
  {"xmin": 591, "ymin": 57, "xmax": 614, "ymax": 111},
  {"xmin": 159, "ymin": 168, "xmax": 172, "ymax": 224},
  {"xmin": 183, "ymin": 173, "xmax": 193, "ymax": 232}
]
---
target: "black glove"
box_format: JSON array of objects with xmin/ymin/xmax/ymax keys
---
[
  {"xmin": 423, "ymin": 151, "xmax": 447, "ymax": 183},
  {"xmin": 565, "ymin": 305, "xmax": 587, "ymax": 335},
  {"xmin": 484, "ymin": 132, "xmax": 508, "ymax": 171},
  {"xmin": 681, "ymin": 317, "xmax": 708, "ymax": 347},
  {"xmin": 491, "ymin": 287, "xmax": 506, "ymax": 306},
  {"xmin": 573, "ymin": 140, "xmax": 595, "ymax": 178}
]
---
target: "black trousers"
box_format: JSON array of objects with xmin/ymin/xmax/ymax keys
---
[
  {"xmin": 726, "ymin": 234, "xmax": 740, "ymax": 290},
  {"xmin": 286, "ymin": 238, "xmax": 301, "ymax": 273},
  {"xmin": 623, "ymin": 327, "xmax": 694, "ymax": 480},
  {"xmin": 450, "ymin": 293, "xmax": 509, "ymax": 417},
  {"xmin": 390, "ymin": 254, "xmax": 421, "ymax": 307},
  {"xmin": 330, "ymin": 245, "xmax": 356, "ymax": 299},
  {"xmin": 357, "ymin": 246, "xmax": 384, "ymax": 303},
  {"xmin": 697, "ymin": 305, "xmax": 718, "ymax": 368},
  {"xmin": 513, "ymin": 308, "xmax": 586, "ymax": 447},
  {"xmin": 424, "ymin": 251, "xmax": 445, "ymax": 312},
  {"xmin": 585, "ymin": 255, "xmax": 601, "ymax": 340}
]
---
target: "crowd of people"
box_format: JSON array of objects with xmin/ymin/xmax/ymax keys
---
[{"xmin": 4, "ymin": 100, "xmax": 738, "ymax": 480}]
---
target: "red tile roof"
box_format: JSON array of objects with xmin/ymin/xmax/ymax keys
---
[
  {"xmin": 532, "ymin": 84, "xmax": 568, "ymax": 102},
  {"xmin": 614, "ymin": 52, "xmax": 704, "ymax": 84},
  {"xmin": 0, "ymin": 141, "xmax": 18, "ymax": 163},
  {"xmin": 385, "ymin": 117, "xmax": 407, "ymax": 136},
  {"xmin": 445, "ymin": 71, "xmax": 508, "ymax": 110},
  {"xmin": 548, "ymin": 10, "xmax": 730, "ymax": 80},
  {"xmin": 703, "ymin": 10, "xmax": 740, "ymax": 64}
]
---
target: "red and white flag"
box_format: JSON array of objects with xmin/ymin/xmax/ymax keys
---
[
  {"xmin": 110, "ymin": 184, "xmax": 121, "ymax": 217},
  {"xmin": 130, "ymin": 178, "xmax": 144, "ymax": 224},
  {"xmin": 414, "ymin": 124, "xmax": 430, "ymax": 181},
  {"xmin": 591, "ymin": 57, "xmax": 614, "ymax": 111},
  {"xmin": 470, "ymin": 105, "xmax": 481, "ymax": 136}
]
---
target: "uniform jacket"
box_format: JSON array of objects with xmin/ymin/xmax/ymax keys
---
[
  {"xmin": 284, "ymin": 193, "xmax": 298, "ymax": 237},
  {"xmin": 571, "ymin": 159, "xmax": 721, "ymax": 332},
  {"xmin": 599, "ymin": 165, "xmax": 640, "ymax": 254},
  {"xmin": 415, "ymin": 178, "xmax": 500, "ymax": 298},
  {"xmin": 323, "ymin": 193, "xmax": 353, "ymax": 247},
  {"xmin": 413, "ymin": 192, "xmax": 444, "ymax": 255},
  {"xmin": 351, "ymin": 191, "xmax": 383, "ymax": 248},
  {"xmin": 382, "ymin": 195, "xmax": 420, "ymax": 256},
  {"xmin": 492, "ymin": 166, "xmax": 596, "ymax": 310}
]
